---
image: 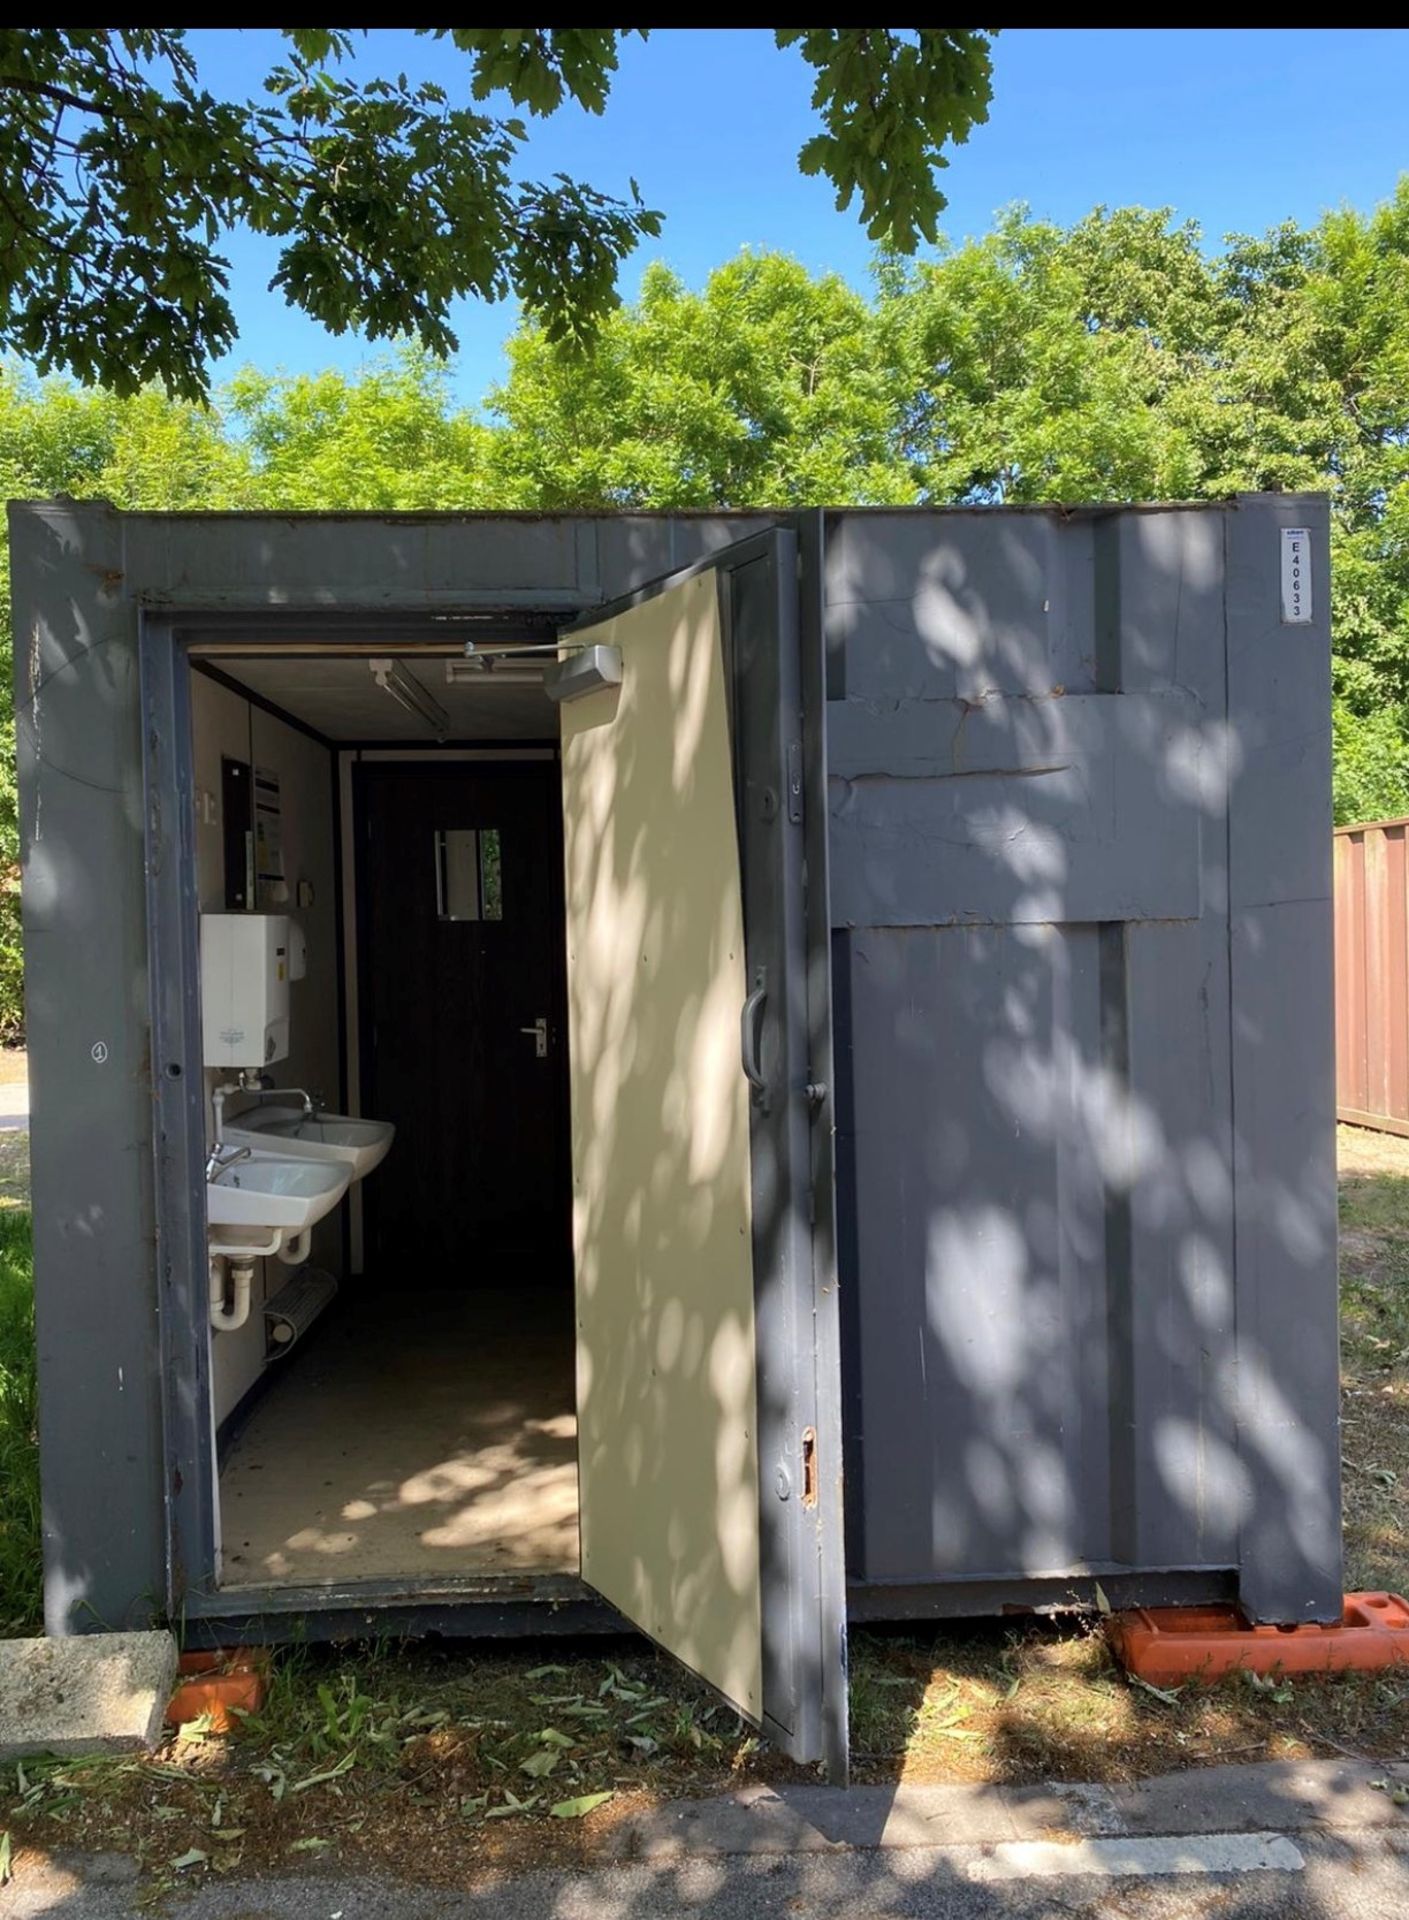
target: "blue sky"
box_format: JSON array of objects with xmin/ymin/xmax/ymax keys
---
[{"xmin": 187, "ymin": 27, "xmax": 1409, "ymax": 404}]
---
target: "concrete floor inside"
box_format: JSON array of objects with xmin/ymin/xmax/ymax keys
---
[{"xmin": 218, "ymin": 1283, "xmax": 579, "ymax": 1587}]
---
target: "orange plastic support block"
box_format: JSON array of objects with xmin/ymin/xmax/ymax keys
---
[
  {"xmin": 166, "ymin": 1647, "xmax": 271, "ymax": 1732},
  {"xmin": 1106, "ymin": 1592, "xmax": 1409, "ymax": 1688}
]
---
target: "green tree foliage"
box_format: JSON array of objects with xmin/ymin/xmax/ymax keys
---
[
  {"xmin": 490, "ymin": 255, "xmax": 916, "ymax": 509},
  {"xmin": 884, "ymin": 207, "xmax": 1225, "ymax": 503},
  {"xmin": 226, "ymin": 353, "xmax": 499, "ymax": 511},
  {"xmin": 0, "ymin": 28, "xmax": 995, "ymax": 401},
  {"xmin": 8, "ymin": 184, "xmax": 1409, "ymax": 1029}
]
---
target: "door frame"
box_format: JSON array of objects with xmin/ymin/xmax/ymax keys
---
[{"xmin": 140, "ymin": 617, "xmax": 609, "ymax": 1622}]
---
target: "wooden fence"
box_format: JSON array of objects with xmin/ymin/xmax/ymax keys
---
[{"xmin": 1336, "ymin": 816, "xmax": 1409, "ymax": 1135}]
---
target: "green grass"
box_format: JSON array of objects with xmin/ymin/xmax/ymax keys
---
[{"xmin": 0, "ymin": 1208, "xmax": 38, "ymax": 1634}]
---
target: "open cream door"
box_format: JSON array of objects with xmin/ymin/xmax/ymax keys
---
[{"xmin": 559, "ymin": 529, "xmax": 848, "ymax": 1778}]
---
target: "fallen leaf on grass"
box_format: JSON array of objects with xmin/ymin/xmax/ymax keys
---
[
  {"xmin": 551, "ymin": 1791, "xmax": 614, "ymax": 1819},
  {"xmin": 170, "ymin": 1848, "xmax": 208, "ymax": 1872},
  {"xmin": 521, "ymin": 1748, "xmax": 561, "ymax": 1780},
  {"xmin": 1130, "ymin": 1675, "xmax": 1186, "ymax": 1707},
  {"xmin": 291, "ymin": 1751, "xmax": 357, "ymax": 1793},
  {"xmin": 289, "ymin": 1837, "xmax": 331, "ymax": 1853},
  {"xmin": 485, "ymin": 1789, "xmax": 540, "ymax": 1819},
  {"xmin": 1242, "ymin": 1671, "xmax": 1294, "ymax": 1706}
]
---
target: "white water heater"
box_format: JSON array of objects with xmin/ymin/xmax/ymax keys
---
[{"xmin": 201, "ymin": 913, "xmax": 292, "ymax": 1069}]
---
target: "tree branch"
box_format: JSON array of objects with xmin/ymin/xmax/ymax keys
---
[{"xmin": 0, "ymin": 73, "xmax": 114, "ymax": 117}]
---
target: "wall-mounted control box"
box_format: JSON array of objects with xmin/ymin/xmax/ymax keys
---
[{"xmin": 201, "ymin": 912, "xmax": 291, "ymax": 1069}]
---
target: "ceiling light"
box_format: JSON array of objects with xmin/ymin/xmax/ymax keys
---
[
  {"xmin": 368, "ymin": 658, "xmax": 451, "ymax": 738},
  {"xmin": 444, "ymin": 658, "xmax": 548, "ymax": 688}
]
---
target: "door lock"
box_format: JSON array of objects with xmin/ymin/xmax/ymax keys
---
[{"xmin": 520, "ymin": 1016, "xmax": 548, "ymax": 1059}]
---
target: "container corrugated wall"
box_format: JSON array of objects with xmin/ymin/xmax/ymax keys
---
[
  {"xmin": 1335, "ymin": 818, "xmax": 1409, "ymax": 1134},
  {"xmin": 826, "ymin": 495, "xmax": 1342, "ymax": 1624}
]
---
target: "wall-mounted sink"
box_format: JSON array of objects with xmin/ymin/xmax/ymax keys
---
[
  {"xmin": 222, "ymin": 1106, "xmax": 395, "ymax": 1182},
  {"xmin": 206, "ymin": 1151, "xmax": 351, "ymax": 1234}
]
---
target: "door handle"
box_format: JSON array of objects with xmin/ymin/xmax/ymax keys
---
[
  {"xmin": 740, "ymin": 973, "xmax": 768, "ymax": 1107},
  {"xmin": 519, "ymin": 1017, "xmax": 548, "ymax": 1059}
]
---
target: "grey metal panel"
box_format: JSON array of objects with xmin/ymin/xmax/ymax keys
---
[
  {"xmin": 1113, "ymin": 919, "xmax": 1238, "ymax": 1569},
  {"xmin": 848, "ymin": 1566, "xmax": 1237, "ymax": 1622},
  {"xmin": 590, "ymin": 518, "xmax": 679, "ymax": 595},
  {"xmin": 112, "ymin": 509, "xmax": 779, "ymax": 613},
  {"xmin": 828, "ymin": 690, "xmax": 1203, "ymax": 927},
  {"xmin": 1224, "ymin": 496, "xmax": 1341, "ymax": 1622},
  {"xmin": 830, "ymin": 496, "xmax": 1338, "ymax": 1613},
  {"xmin": 1109, "ymin": 508, "xmax": 1227, "ymax": 695},
  {"xmin": 845, "ymin": 922, "xmax": 1109, "ymax": 1580},
  {"xmin": 9, "ymin": 498, "xmax": 165, "ymax": 1633},
  {"xmin": 1109, "ymin": 512, "xmax": 1240, "ymax": 1573},
  {"xmin": 122, "ymin": 512, "xmax": 586, "ymax": 602},
  {"xmin": 824, "ymin": 510, "xmax": 1101, "ymax": 700},
  {"xmin": 592, "ymin": 515, "xmax": 776, "ymax": 596}
]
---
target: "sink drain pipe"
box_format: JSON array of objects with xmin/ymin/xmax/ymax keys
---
[
  {"xmin": 209, "ymin": 1253, "xmax": 256, "ymax": 1333},
  {"xmin": 209, "ymin": 1225, "xmax": 285, "ymax": 1332}
]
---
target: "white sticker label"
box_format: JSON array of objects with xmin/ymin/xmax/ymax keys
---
[{"xmin": 1280, "ymin": 526, "xmax": 1313, "ymax": 624}]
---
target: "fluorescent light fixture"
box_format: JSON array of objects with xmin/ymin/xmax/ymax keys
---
[
  {"xmin": 368, "ymin": 658, "xmax": 451, "ymax": 738},
  {"xmin": 444, "ymin": 658, "xmax": 547, "ymax": 688},
  {"xmin": 545, "ymin": 644, "xmax": 623, "ymax": 705}
]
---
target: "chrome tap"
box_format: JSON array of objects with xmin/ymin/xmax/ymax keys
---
[{"xmin": 205, "ymin": 1142, "xmax": 252, "ymax": 1181}]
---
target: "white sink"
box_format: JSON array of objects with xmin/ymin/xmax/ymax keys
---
[
  {"xmin": 206, "ymin": 1151, "xmax": 351, "ymax": 1233},
  {"xmin": 222, "ymin": 1106, "xmax": 395, "ymax": 1182}
]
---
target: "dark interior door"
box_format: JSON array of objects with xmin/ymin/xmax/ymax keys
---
[{"xmin": 358, "ymin": 759, "xmax": 569, "ymax": 1277}]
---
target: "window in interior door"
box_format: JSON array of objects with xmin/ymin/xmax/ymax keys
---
[{"xmin": 433, "ymin": 827, "xmax": 503, "ymax": 921}]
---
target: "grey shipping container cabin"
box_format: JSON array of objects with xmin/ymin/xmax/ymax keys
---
[{"xmin": 12, "ymin": 494, "xmax": 1339, "ymax": 1780}]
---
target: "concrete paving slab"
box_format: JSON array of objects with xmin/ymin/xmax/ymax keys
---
[
  {"xmin": 600, "ymin": 1762, "xmax": 1409, "ymax": 1864},
  {"xmin": 601, "ymin": 1779, "xmax": 1123, "ymax": 1861},
  {"xmin": 1110, "ymin": 1760, "xmax": 1409, "ymax": 1834},
  {"xmin": 802, "ymin": 1783, "xmax": 1024, "ymax": 1849},
  {"xmin": 0, "ymin": 1631, "xmax": 177, "ymax": 1761},
  {"xmin": 1003, "ymin": 1781, "xmax": 1126, "ymax": 1838}
]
